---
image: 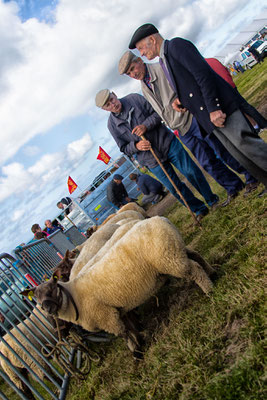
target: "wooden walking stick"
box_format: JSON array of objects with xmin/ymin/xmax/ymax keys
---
[{"xmin": 141, "ymin": 135, "xmax": 202, "ymax": 228}]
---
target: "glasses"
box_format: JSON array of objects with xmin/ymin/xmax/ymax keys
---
[{"xmin": 104, "ymin": 95, "xmax": 117, "ymax": 108}]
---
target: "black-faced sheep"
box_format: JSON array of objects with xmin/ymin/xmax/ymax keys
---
[{"xmin": 21, "ymin": 216, "xmax": 215, "ymax": 356}]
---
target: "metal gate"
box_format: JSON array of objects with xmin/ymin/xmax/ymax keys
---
[{"xmin": 0, "ymin": 251, "xmax": 77, "ymax": 400}]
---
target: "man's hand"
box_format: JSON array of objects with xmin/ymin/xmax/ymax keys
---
[
  {"xmin": 136, "ymin": 140, "xmax": 151, "ymax": 151},
  {"xmin": 172, "ymin": 98, "xmax": 187, "ymax": 113},
  {"xmin": 132, "ymin": 124, "xmax": 147, "ymax": 137},
  {"xmin": 210, "ymin": 110, "xmax": 226, "ymax": 127}
]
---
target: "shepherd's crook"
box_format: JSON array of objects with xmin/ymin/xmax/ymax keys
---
[{"xmin": 141, "ymin": 135, "xmax": 202, "ymax": 228}]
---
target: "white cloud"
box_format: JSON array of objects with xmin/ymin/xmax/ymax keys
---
[
  {"xmin": 11, "ymin": 208, "xmax": 25, "ymax": 222},
  {"xmin": 0, "ymin": 132, "xmax": 93, "ymax": 202},
  {"xmin": 67, "ymin": 133, "xmax": 93, "ymax": 162}
]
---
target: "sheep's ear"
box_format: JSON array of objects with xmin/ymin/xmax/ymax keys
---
[
  {"xmin": 64, "ymin": 249, "xmax": 70, "ymax": 260},
  {"xmin": 20, "ymin": 288, "xmax": 36, "ymax": 301}
]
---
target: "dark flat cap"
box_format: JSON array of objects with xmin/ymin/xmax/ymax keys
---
[
  {"xmin": 129, "ymin": 23, "xmax": 158, "ymax": 49},
  {"xmin": 113, "ymin": 174, "xmax": 123, "ymax": 180},
  {"xmin": 118, "ymin": 51, "xmax": 138, "ymax": 75}
]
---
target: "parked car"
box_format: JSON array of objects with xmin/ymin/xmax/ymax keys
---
[{"xmin": 240, "ymin": 39, "xmax": 267, "ymax": 69}]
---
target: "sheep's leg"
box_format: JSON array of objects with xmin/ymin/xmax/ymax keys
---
[
  {"xmin": 121, "ymin": 312, "xmax": 143, "ymax": 358},
  {"xmin": 188, "ymin": 260, "xmax": 213, "ymax": 294},
  {"xmin": 186, "ymin": 248, "xmax": 215, "ymax": 276}
]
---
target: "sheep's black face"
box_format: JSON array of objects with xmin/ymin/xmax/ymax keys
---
[{"xmin": 34, "ymin": 279, "xmax": 62, "ymax": 316}]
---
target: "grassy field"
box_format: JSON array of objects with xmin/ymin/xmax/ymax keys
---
[
  {"xmin": 64, "ymin": 62, "xmax": 267, "ymax": 400},
  {"xmin": 1, "ymin": 63, "xmax": 266, "ymax": 400}
]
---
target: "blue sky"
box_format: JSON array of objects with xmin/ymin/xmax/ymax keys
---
[{"xmin": 0, "ymin": 0, "xmax": 266, "ymax": 253}]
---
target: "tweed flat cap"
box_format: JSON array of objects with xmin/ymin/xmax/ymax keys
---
[
  {"xmin": 118, "ymin": 51, "xmax": 138, "ymax": 75},
  {"xmin": 129, "ymin": 23, "xmax": 158, "ymax": 49},
  {"xmin": 95, "ymin": 89, "xmax": 110, "ymax": 108}
]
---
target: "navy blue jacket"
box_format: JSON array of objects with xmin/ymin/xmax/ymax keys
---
[
  {"xmin": 108, "ymin": 94, "xmax": 173, "ymax": 168},
  {"xmin": 136, "ymin": 174, "xmax": 163, "ymax": 195},
  {"xmin": 164, "ymin": 38, "xmax": 240, "ymax": 134}
]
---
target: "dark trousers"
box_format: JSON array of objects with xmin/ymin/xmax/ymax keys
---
[
  {"xmin": 180, "ymin": 118, "xmax": 246, "ymax": 195},
  {"xmin": 213, "ymin": 110, "xmax": 267, "ymax": 187}
]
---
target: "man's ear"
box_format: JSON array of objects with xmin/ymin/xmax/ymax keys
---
[{"xmin": 20, "ymin": 287, "xmax": 36, "ymax": 301}]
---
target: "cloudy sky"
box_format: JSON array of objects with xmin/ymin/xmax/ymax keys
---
[{"xmin": 0, "ymin": 0, "xmax": 266, "ymax": 253}]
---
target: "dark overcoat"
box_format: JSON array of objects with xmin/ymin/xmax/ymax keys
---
[{"xmin": 163, "ymin": 38, "xmax": 240, "ymax": 135}]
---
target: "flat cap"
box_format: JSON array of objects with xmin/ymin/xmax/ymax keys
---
[
  {"xmin": 118, "ymin": 51, "xmax": 138, "ymax": 75},
  {"xmin": 129, "ymin": 23, "xmax": 158, "ymax": 49},
  {"xmin": 95, "ymin": 89, "xmax": 110, "ymax": 108},
  {"xmin": 113, "ymin": 174, "xmax": 123, "ymax": 180}
]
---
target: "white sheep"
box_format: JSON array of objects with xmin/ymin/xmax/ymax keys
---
[
  {"xmin": 0, "ymin": 305, "xmax": 65, "ymax": 399},
  {"xmin": 69, "ymin": 223, "xmax": 120, "ymax": 279},
  {"xmin": 22, "ymin": 216, "xmax": 215, "ymax": 356}
]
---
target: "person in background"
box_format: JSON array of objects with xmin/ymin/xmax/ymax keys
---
[
  {"xmin": 205, "ymin": 57, "xmax": 267, "ymax": 134},
  {"xmin": 106, "ymin": 174, "xmax": 136, "ymax": 210},
  {"xmin": 129, "ymin": 173, "xmax": 166, "ymax": 206},
  {"xmin": 247, "ymin": 44, "xmax": 264, "ymax": 64},
  {"xmin": 31, "ymin": 224, "xmax": 48, "ymax": 239},
  {"xmin": 57, "ymin": 197, "xmax": 74, "ymax": 215},
  {"xmin": 44, "ymin": 220, "xmax": 63, "ymax": 235},
  {"xmin": 129, "ymin": 23, "xmax": 267, "ymax": 197},
  {"xmin": 34, "ymin": 231, "xmax": 48, "ymax": 240}
]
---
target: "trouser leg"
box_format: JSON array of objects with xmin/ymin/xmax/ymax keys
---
[
  {"xmin": 205, "ymin": 133, "xmax": 257, "ymax": 185},
  {"xmin": 213, "ymin": 110, "xmax": 267, "ymax": 186},
  {"xmin": 149, "ymin": 162, "xmax": 208, "ymax": 215},
  {"xmin": 167, "ymin": 136, "xmax": 218, "ymax": 206},
  {"xmin": 180, "ymin": 118, "xmax": 244, "ymax": 194}
]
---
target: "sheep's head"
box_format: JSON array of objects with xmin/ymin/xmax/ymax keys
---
[
  {"xmin": 52, "ymin": 249, "xmax": 76, "ymax": 282},
  {"xmin": 21, "ymin": 271, "xmax": 63, "ymax": 316}
]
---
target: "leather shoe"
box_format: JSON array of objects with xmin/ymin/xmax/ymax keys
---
[
  {"xmin": 243, "ymin": 182, "xmax": 259, "ymax": 197},
  {"xmin": 220, "ymin": 192, "xmax": 238, "ymax": 207}
]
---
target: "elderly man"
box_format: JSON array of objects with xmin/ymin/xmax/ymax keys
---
[
  {"xmin": 95, "ymin": 89, "xmax": 220, "ymax": 221},
  {"xmin": 118, "ymin": 51, "xmax": 259, "ymax": 204},
  {"xmin": 129, "ymin": 24, "xmax": 267, "ymax": 197}
]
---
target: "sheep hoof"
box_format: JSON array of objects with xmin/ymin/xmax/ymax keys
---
[{"xmin": 133, "ymin": 349, "xmax": 144, "ymax": 361}]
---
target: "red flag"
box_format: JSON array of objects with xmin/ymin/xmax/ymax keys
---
[
  {"xmin": 97, "ymin": 146, "xmax": 111, "ymax": 164},
  {"xmin": 67, "ymin": 176, "xmax": 77, "ymax": 194}
]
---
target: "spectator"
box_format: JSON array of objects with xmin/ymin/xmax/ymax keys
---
[
  {"xmin": 129, "ymin": 173, "xmax": 166, "ymax": 205},
  {"xmin": 34, "ymin": 231, "xmax": 47, "ymax": 240},
  {"xmin": 31, "ymin": 224, "xmax": 48, "ymax": 239},
  {"xmin": 247, "ymin": 44, "xmax": 264, "ymax": 64},
  {"xmin": 57, "ymin": 197, "xmax": 74, "ymax": 215},
  {"xmin": 44, "ymin": 220, "xmax": 63, "ymax": 235},
  {"xmin": 107, "ymin": 174, "xmax": 136, "ymax": 210}
]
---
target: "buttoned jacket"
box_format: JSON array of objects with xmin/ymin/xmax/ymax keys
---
[
  {"xmin": 141, "ymin": 63, "xmax": 192, "ymax": 135},
  {"xmin": 163, "ymin": 38, "xmax": 239, "ymax": 134},
  {"xmin": 107, "ymin": 93, "xmax": 173, "ymax": 168}
]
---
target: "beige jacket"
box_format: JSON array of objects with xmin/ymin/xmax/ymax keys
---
[{"xmin": 141, "ymin": 63, "xmax": 193, "ymax": 135}]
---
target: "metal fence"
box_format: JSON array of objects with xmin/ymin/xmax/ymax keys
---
[{"xmin": 0, "ymin": 248, "xmax": 82, "ymax": 400}]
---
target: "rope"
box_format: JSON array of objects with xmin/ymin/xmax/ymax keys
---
[{"xmin": 41, "ymin": 318, "xmax": 101, "ymax": 380}]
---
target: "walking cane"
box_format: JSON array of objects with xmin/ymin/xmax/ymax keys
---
[{"xmin": 141, "ymin": 135, "xmax": 202, "ymax": 228}]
